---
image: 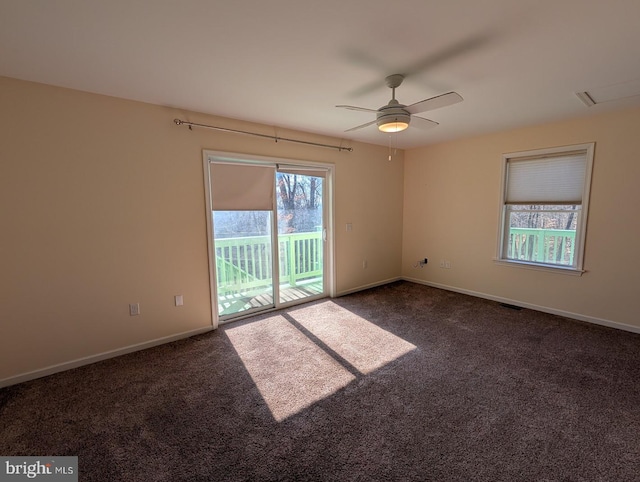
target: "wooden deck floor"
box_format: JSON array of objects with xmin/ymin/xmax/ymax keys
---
[{"xmin": 218, "ymin": 280, "xmax": 323, "ymax": 317}]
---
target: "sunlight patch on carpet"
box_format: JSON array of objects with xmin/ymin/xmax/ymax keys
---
[
  {"xmin": 290, "ymin": 301, "xmax": 417, "ymax": 375},
  {"xmin": 225, "ymin": 315, "xmax": 356, "ymax": 421}
]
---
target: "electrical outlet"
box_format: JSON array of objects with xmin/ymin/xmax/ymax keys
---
[
  {"xmin": 439, "ymin": 260, "xmax": 445, "ymax": 268},
  {"xmin": 129, "ymin": 303, "xmax": 140, "ymax": 316},
  {"xmin": 445, "ymin": 260, "xmax": 451, "ymax": 269}
]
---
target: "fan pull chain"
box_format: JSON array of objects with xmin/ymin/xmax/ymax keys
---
[{"xmin": 388, "ymin": 133, "xmax": 397, "ymax": 161}]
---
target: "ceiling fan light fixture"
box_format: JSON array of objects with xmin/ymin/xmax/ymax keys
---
[
  {"xmin": 377, "ymin": 111, "xmax": 410, "ymax": 133},
  {"xmin": 378, "ymin": 120, "xmax": 409, "ymax": 133}
]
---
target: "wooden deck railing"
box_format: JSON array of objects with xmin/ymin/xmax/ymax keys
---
[
  {"xmin": 507, "ymin": 228, "xmax": 576, "ymax": 265},
  {"xmin": 214, "ymin": 232, "xmax": 322, "ymax": 296}
]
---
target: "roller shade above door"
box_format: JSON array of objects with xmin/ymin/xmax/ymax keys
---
[{"xmin": 209, "ymin": 163, "xmax": 275, "ymax": 211}]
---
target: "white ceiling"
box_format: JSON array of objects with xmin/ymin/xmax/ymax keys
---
[{"xmin": 2, "ymin": 0, "xmax": 640, "ymax": 149}]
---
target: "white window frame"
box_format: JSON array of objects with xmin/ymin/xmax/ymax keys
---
[{"xmin": 495, "ymin": 143, "xmax": 595, "ymax": 275}]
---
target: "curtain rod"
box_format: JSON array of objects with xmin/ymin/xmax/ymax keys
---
[{"xmin": 173, "ymin": 119, "xmax": 353, "ymax": 152}]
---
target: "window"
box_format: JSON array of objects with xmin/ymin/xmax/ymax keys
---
[{"xmin": 497, "ymin": 143, "xmax": 594, "ymax": 273}]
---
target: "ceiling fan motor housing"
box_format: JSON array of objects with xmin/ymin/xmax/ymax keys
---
[{"xmin": 376, "ymin": 99, "xmax": 411, "ymax": 129}]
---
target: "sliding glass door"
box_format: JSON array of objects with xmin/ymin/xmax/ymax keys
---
[
  {"xmin": 276, "ymin": 169, "xmax": 324, "ymax": 305},
  {"xmin": 206, "ymin": 155, "xmax": 330, "ymax": 323}
]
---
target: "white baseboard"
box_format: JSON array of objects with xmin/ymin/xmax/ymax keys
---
[
  {"xmin": 6, "ymin": 278, "xmax": 636, "ymax": 388},
  {"xmin": 0, "ymin": 326, "xmax": 214, "ymax": 389},
  {"xmin": 403, "ymin": 276, "xmax": 640, "ymax": 335},
  {"xmin": 336, "ymin": 277, "xmax": 402, "ymax": 297}
]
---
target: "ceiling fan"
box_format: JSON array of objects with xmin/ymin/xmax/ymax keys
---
[{"xmin": 336, "ymin": 74, "xmax": 463, "ymax": 133}]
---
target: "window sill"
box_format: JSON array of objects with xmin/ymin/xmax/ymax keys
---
[{"xmin": 493, "ymin": 259, "xmax": 585, "ymax": 276}]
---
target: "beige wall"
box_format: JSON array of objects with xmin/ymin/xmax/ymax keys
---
[
  {"xmin": 6, "ymin": 72, "xmax": 637, "ymax": 385},
  {"xmin": 402, "ymin": 107, "xmax": 640, "ymax": 331},
  {"xmin": 0, "ymin": 76, "xmax": 404, "ymax": 384}
]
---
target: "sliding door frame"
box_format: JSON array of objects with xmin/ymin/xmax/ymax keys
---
[{"xmin": 203, "ymin": 150, "xmax": 336, "ymax": 328}]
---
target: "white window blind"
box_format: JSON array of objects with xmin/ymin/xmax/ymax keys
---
[
  {"xmin": 209, "ymin": 162, "xmax": 275, "ymax": 211},
  {"xmin": 505, "ymin": 151, "xmax": 588, "ymax": 205}
]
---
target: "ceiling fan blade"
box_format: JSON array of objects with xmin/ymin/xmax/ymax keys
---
[
  {"xmin": 344, "ymin": 119, "xmax": 378, "ymax": 132},
  {"xmin": 348, "ymin": 79, "xmax": 388, "ymax": 98},
  {"xmin": 403, "ymin": 33, "xmax": 492, "ymax": 78},
  {"xmin": 336, "ymin": 104, "xmax": 379, "ymax": 113},
  {"xmin": 346, "ymin": 32, "xmax": 493, "ymax": 98},
  {"xmin": 343, "ymin": 48, "xmax": 390, "ymax": 73},
  {"xmin": 411, "ymin": 116, "xmax": 439, "ymax": 130},
  {"xmin": 406, "ymin": 92, "xmax": 463, "ymax": 115}
]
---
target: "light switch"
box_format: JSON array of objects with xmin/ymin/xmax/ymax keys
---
[{"xmin": 175, "ymin": 295, "xmax": 184, "ymax": 306}]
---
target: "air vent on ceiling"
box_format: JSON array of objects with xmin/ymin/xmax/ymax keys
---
[
  {"xmin": 575, "ymin": 91, "xmax": 596, "ymax": 107},
  {"xmin": 576, "ymin": 78, "xmax": 640, "ymax": 107}
]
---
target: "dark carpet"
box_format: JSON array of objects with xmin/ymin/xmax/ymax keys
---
[{"xmin": 2, "ymin": 281, "xmax": 640, "ymax": 481}]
